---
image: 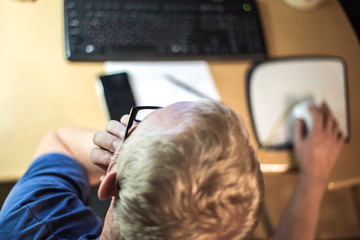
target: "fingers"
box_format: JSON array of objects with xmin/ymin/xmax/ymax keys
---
[
  {"xmin": 90, "ymin": 147, "xmax": 113, "ymax": 172},
  {"xmin": 321, "ymin": 102, "xmax": 333, "ymax": 132},
  {"xmin": 93, "ymin": 130, "xmax": 120, "ymax": 152},
  {"xmin": 91, "ymin": 118, "xmax": 129, "ymax": 175},
  {"xmin": 321, "ymin": 103, "xmax": 338, "ymax": 133},
  {"xmin": 310, "ymin": 102, "xmax": 344, "ymax": 143},
  {"xmin": 309, "ymin": 105, "xmax": 323, "ymax": 134},
  {"xmin": 310, "ymin": 102, "xmax": 332, "ymax": 131},
  {"xmin": 94, "ymin": 119, "xmax": 128, "ymax": 151},
  {"xmin": 321, "ymin": 103, "xmax": 344, "ymax": 139},
  {"xmin": 106, "ymin": 120, "xmax": 126, "ymax": 139},
  {"xmin": 121, "ymin": 115, "xmax": 130, "ymax": 126},
  {"xmin": 294, "ymin": 118, "xmax": 307, "ymax": 142},
  {"xmin": 337, "ymin": 130, "xmax": 345, "ymax": 143}
]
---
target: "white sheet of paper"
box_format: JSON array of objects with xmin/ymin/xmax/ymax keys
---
[{"xmin": 104, "ymin": 61, "xmax": 221, "ymax": 107}]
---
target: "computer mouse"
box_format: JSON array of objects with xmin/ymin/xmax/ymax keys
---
[{"xmin": 291, "ymin": 98, "xmax": 314, "ymax": 132}]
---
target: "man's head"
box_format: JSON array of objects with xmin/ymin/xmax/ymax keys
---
[{"xmin": 102, "ymin": 100, "xmax": 264, "ymax": 240}]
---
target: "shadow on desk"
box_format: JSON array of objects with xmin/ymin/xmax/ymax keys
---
[
  {"xmin": 340, "ymin": 0, "xmax": 360, "ymax": 42},
  {"xmin": 0, "ymin": 182, "xmax": 15, "ymax": 211}
]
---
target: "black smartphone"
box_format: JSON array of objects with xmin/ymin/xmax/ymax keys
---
[{"xmin": 97, "ymin": 72, "xmax": 136, "ymax": 120}]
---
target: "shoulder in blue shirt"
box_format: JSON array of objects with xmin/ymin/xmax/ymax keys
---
[{"xmin": 0, "ymin": 153, "xmax": 102, "ymax": 240}]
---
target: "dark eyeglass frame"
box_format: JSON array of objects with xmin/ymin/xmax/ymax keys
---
[
  {"xmin": 116, "ymin": 106, "xmax": 162, "ymax": 192},
  {"xmin": 123, "ymin": 106, "xmax": 162, "ymax": 141}
]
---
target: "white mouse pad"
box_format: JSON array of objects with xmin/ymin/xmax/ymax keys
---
[{"xmin": 247, "ymin": 57, "xmax": 350, "ymax": 149}]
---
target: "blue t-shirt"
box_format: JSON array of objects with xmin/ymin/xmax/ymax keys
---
[{"xmin": 0, "ymin": 153, "xmax": 103, "ymax": 240}]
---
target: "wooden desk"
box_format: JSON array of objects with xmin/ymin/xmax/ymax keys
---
[{"xmin": 0, "ymin": 0, "xmax": 359, "ymax": 191}]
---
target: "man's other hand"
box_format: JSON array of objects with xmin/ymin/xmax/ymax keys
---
[{"xmin": 293, "ymin": 102, "xmax": 345, "ymax": 185}]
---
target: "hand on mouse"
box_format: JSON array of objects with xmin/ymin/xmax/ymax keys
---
[{"xmin": 293, "ymin": 102, "xmax": 344, "ymax": 186}]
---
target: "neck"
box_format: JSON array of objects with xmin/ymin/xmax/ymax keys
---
[{"xmin": 99, "ymin": 199, "xmax": 115, "ymax": 240}]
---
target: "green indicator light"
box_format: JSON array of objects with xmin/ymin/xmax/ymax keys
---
[{"xmin": 243, "ymin": 3, "xmax": 252, "ymax": 12}]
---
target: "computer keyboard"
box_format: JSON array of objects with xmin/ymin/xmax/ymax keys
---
[{"xmin": 64, "ymin": 0, "xmax": 267, "ymax": 61}]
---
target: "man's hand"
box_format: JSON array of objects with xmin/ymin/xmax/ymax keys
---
[
  {"xmin": 272, "ymin": 102, "xmax": 345, "ymax": 240},
  {"xmin": 293, "ymin": 102, "xmax": 345, "ymax": 185},
  {"xmin": 90, "ymin": 116, "xmax": 129, "ymax": 174}
]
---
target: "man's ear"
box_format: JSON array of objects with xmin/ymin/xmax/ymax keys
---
[{"xmin": 98, "ymin": 171, "xmax": 118, "ymax": 201}]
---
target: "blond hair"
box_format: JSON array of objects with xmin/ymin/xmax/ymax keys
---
[{"xmin": 113, "ymin": 100, "xmax": 264, "ymax": 240}]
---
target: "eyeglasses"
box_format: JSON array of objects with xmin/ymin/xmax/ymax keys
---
[
  {"xmin": 115, "ymin": 106, "xmax": 162, "ymax": 192},
  {"xmin": 123, "ymin": 106, "xmax": 162, "ymax": 141}
]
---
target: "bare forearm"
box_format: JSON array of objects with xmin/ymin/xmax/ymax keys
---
[
  {"xmin": 273, "ymin": 103, "xmax": 344, "ymax": 240},
  {"xmin": 271, "ymin": 176, "xmax": 326, "ymax": 240},
  {"xmin": 55, "ymin": 127, "xmax": 95, "ymax": 163},
  {"xmin": 34, "ymin": 126, "xmax": 102, "ymax": 185}
]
